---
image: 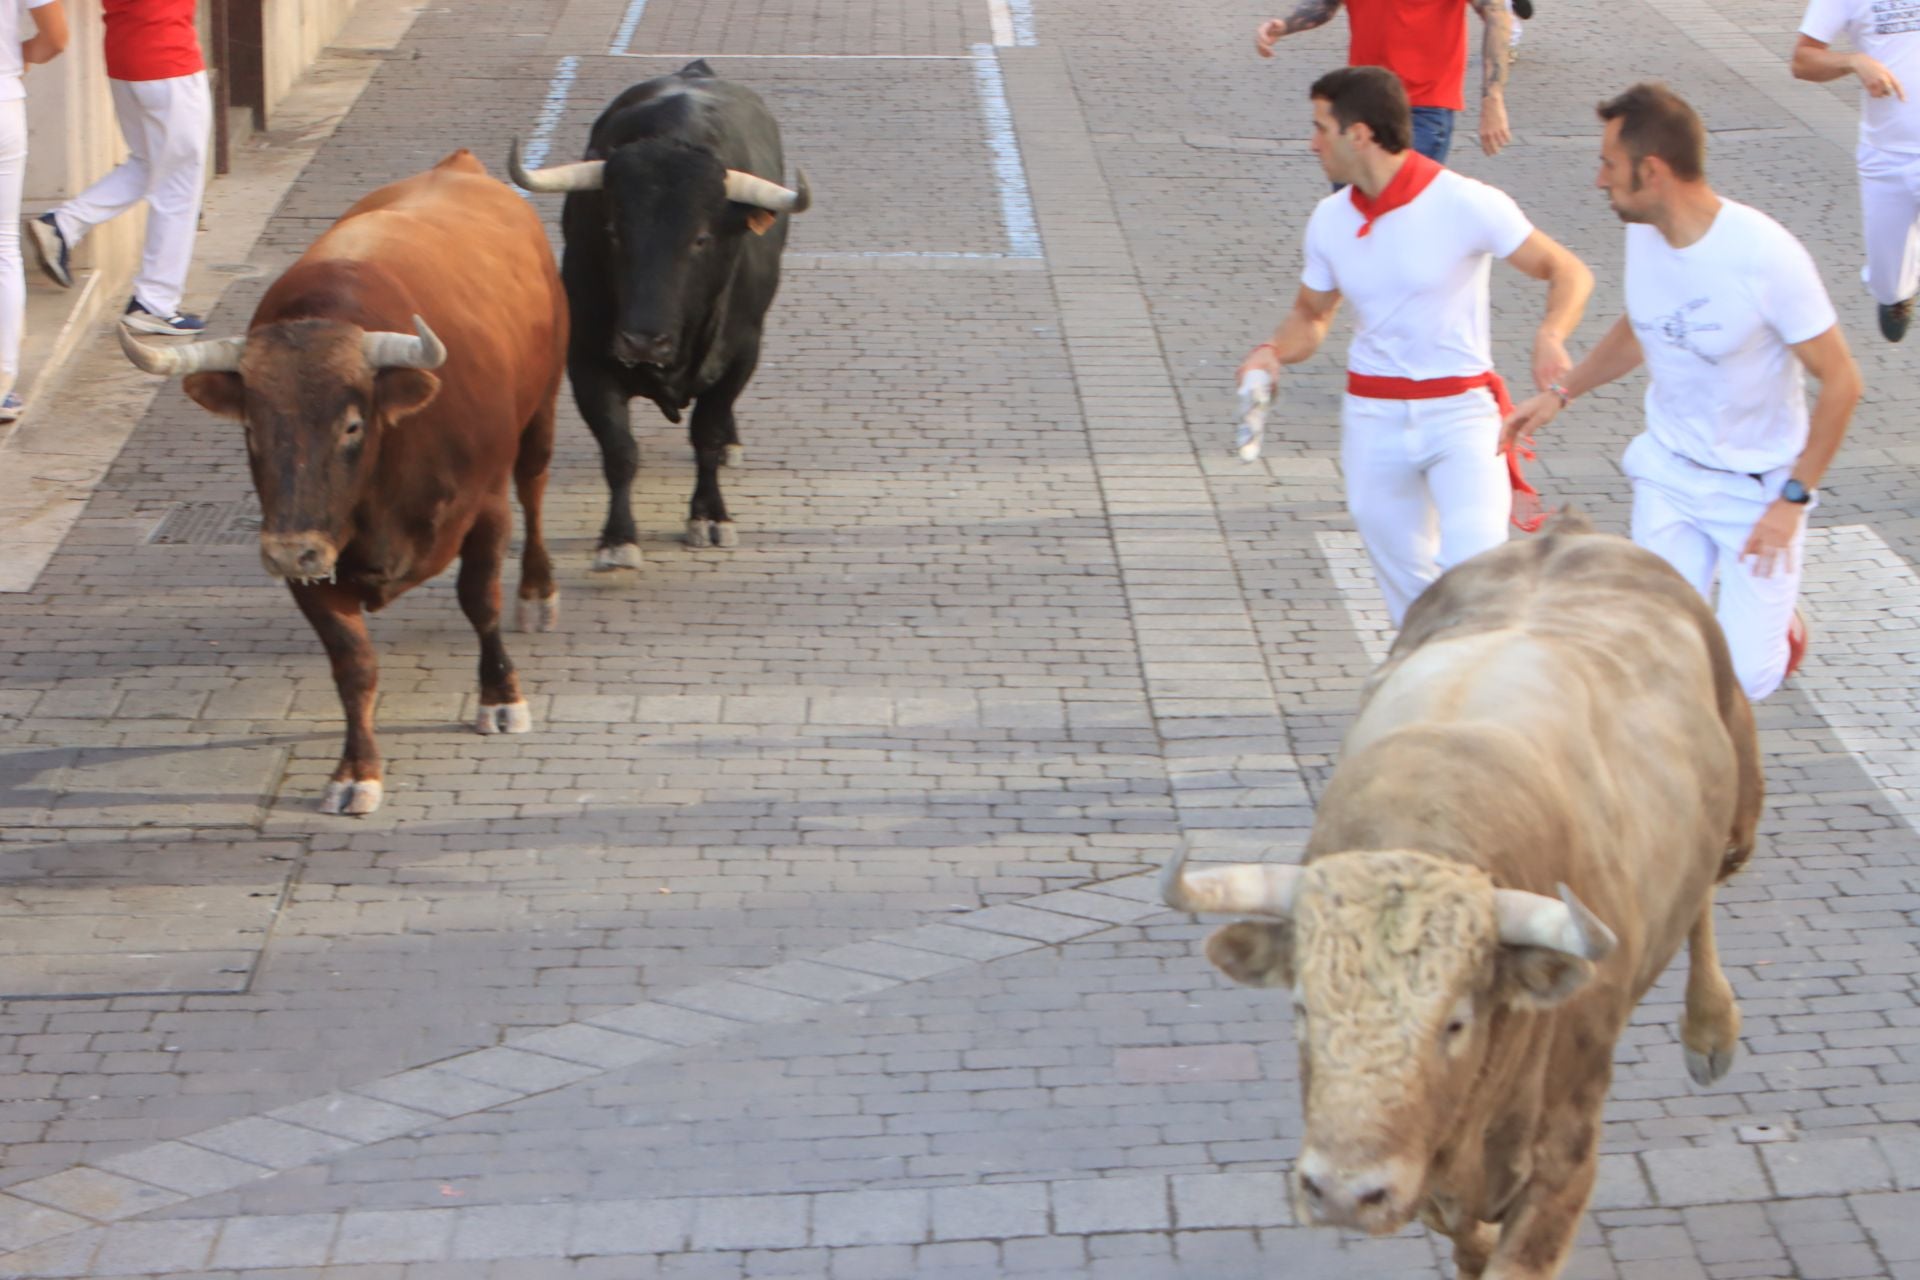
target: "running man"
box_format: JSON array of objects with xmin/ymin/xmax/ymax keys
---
[
  {"xmin": 1255, "ymin": 0, "xmax": 1517, "ymax": 161},
  {"xmin": 1241, "ymin": 66, "xmax": 1592, "ymax": 625},
  {"xmin": 1504, "ymin": 83, "xmax": 1861, "ymax": 701},
  {"xmin": 1793, "ymin": 0, "xmax": 1920, "ymax": 341}
]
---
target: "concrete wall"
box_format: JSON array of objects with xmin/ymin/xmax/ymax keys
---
[{"xmin": 264, "ymin": 0, "xmax": 359, "ymax": 119}]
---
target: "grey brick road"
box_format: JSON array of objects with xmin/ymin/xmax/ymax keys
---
[{"xmin": 1, "ymin": 0, "xmax": 1918, "ymax": 1274}]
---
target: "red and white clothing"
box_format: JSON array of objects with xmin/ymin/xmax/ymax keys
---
[
  {"xmin": 48, "ymin": 0, "xmax": 208, "ymax": 317},
  {"xmin": 1799, "ymin": 0, "xmax": 1920, "ymax": 305},
  {"xmin": 1302, "ymin": 155, "xmax": 1534, "ymax": 625},
  {"xmin": 1621, "ymin": 201, "xmax": 1838, "ymax": 701},
  {"xmin": 1346, "ymin": 0, "xmax": 1471, "ymax": 111},
  {"xmin": 0, "ymin": 0, "xmax": 57, "ymax": 387}
]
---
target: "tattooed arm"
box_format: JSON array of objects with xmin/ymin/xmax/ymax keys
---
[
  {"xmin": 1254, "ymin": 0, "xmax": 1344, "ymax": 57},
  {"xmin": 1467, "ymin": 0, "xmax": 1513, "ymax": 155}
]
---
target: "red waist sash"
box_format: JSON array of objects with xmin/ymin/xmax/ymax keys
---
[{"xmin": 1345, "ymin": 370, "xmax": 1544, "ymax": 533}]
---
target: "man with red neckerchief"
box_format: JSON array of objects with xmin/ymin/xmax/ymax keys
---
[{"xmin": 1239, "ymin": 67, "xmax": 1591, "ymax": 626}]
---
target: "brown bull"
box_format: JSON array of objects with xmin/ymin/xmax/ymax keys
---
[
  {"xmin": 121, "ymin": 149, "xmax": 568, "ymax": 815},
  {"xmin": 1163, "ymin": 512, "xmax": 1762, "ymax": 1279}
]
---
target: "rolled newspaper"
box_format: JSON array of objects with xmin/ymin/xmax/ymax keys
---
[{"xmin": 1234, "ymin": 369, "xmax": 1274, "ymax": 462}]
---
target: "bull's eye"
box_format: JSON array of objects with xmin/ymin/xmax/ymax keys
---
[
  {"xmin": 343, "ymin": 416, "xmax": 363, "ymax": 439},
  {"xmin": 1444, "ymin": 1018, "xmax": 1468, "ymax": 1038},
  {"xmin": 692, "ymin": 232, "xmax": 713, "ymax": 250}
]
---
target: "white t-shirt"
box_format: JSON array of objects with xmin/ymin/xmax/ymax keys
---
[
  {"xmin": 1800, "ymin": 0, "xmax": 1920, "ymax": 154},
  {"xmin": 1624, "ymin": 200, "xmax": 1838, "ymax": 475},
  {"xmin": 0, "ymin": 0, "xmax": 56, "ymax": 102},
  {"xmin": 1301, "ymin": 168, "xmax": 1534, "ymax": 380}
]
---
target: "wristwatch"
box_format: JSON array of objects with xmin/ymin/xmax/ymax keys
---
[{"xmin": 1781, "ymin": 478, "xmax": 1813, "ymax": 504}]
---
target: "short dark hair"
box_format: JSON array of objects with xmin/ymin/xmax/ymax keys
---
[
  {"xmin": 1596, "ymin": 82, "xmax": 1706, "ymax": 182},
  {"xmin": 1311, "ymin": 66, "xmax": 1411, "ymax": 155}
]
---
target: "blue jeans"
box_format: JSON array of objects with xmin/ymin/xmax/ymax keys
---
[{"xmin": 1411, "ymin": 106, "xmax": 1456, "ymax": 164}]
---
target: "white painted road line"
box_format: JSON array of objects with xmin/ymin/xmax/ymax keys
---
[
  {"xmin": 989, "ymin": 0, "xmax": 1015, "ymax": 46},
  {"xmin": 521, "ymin": 55, "xmax": 580, "ymax": 172},
  {"xmin": 1799, "ymin": 524, "xmax": 1920, "ymax": 830},
  {"xmin": 971, "ymin": 45, "xmax": 1043, "ymax": 260},
  {"xmin": 1006, "ymin": 0, "xmax": 1037, "ymax": 45},
  {"xmin": 1316, "ymin": 530, "xmax": 1393, "ymax": 666},
  {"xmin": 608, "ymin": 0, "xmax": 649, "ymax": 55}
]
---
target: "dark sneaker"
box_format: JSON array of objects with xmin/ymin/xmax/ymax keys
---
[
  {"xmin": 1879, "ymin": 297, "xmax": 1912, "ymax": 343},
  {"xmin": 124, "ymin": 298, "xmax": 206, "ymax": 336},
  {"xmin": 1784, "ymin": 607, "xmax": 1809, "ymax": 682},
  {"xmin": 26, "ymin": 213, "xmax": 70, "ymax": 288}
]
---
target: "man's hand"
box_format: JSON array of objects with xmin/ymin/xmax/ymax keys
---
[
  {"xmin": 1238, "ymin": 342, "xmax": 1283, "ymax": 384},
  {"xmin": 1531, "ymin": 331, "xmax": 1571, "ymax": 391},
  {"xmin": 1255, "ymin": 19, "xmax": 1288, "ymax": 56},
  {"xmin": 1742, "ymin": 499, "xmax": 1806, "ymax": 578},
  {"xmin": 1500, "ymin": 392, "xmax": 1560, "ymax": 454},
  {"xmin": 1255, "ymin": 0, "xmax": 1342, "ymax": 55},
  {"xmin": 1479, "ymin": 92, "xmax": 1512, "ymax": 156},
  {"xmin": 1852, "ymin": 53, "xmax": 1907, "ymax": 99}
]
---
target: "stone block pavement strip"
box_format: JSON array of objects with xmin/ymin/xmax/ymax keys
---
[{"xmin": 2, "ymin": 0, "xmax": 1920, "ymax": 1274}]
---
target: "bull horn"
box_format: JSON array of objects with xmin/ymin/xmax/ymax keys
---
[
  {"xmin": 1494, "ymin": 884, "xmax": 1616, "ymax": 962},
  {"xmin": 508, "ymin": 137, "xmax": 606, "ymax": 193},
  {"xmin": 1160, "ymin": 845, "xmax": 1303, "ymax": 918},
  {"xmin": 723, "ymin": 168, "xmax": 803, "ymax": 212},
  {"xmin": 362, "ymin": 315, "xmax": 448, "ymax": 371},
  {"xmin": 117, "ymin": 325, "xmax": 246, "ymax": 377}
]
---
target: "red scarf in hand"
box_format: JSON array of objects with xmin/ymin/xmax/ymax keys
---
[{"xmin": 1350, "ymin": 151, "xmax": 1444, "ymax": 237}]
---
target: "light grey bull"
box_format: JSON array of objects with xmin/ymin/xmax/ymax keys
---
[{"xmin": 1163, "ymin": 512, "xmax": 1763, "ymax": 1279}]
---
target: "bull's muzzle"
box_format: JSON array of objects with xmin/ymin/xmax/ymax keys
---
[
  {"xmin": 260, "ymin": 533, "xmax": 340, "ymax": 585},
  {"xmin": 613, "ymin": 330, "xmax": 675, "ymax": 368},
  {"xmin": 1293, "ymin": 1148, "xmax": 1420, "ymax": 1236}
]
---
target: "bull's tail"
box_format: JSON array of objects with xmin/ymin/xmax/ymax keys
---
[{"xmin": 1542, "ymin": 506, "xmax": 1595, "ymax": 537}]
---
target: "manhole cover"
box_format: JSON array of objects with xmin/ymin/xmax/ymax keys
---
[{"xmin": 147, "ymin": 497, "xmax": 261, "ymax": 546}]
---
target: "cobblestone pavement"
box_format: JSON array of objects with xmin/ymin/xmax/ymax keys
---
[{"xmin": 1, "ymin": 0, "xmax": 1918, "ymax": 1273}]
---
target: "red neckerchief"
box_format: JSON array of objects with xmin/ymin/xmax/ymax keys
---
[{"xmin": 1350, "ymin": 151, "xmax": 1444, "ymax": 237}]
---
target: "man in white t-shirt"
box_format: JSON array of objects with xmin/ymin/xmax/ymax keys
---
[
  {"xmin": 1793, "ymin": 0, "xmax": 1920, "ymax": 341},
  {"xmin": 1505, "ymin": 83, "xmax": 1861, "ymax": 702},
  {"xmin": 1239, "ymin": 65, "xmax": 1592, "ymax": 625}
]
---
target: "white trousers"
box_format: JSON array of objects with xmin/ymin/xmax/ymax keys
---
[
  {"xmin": 52, "ymin": 72, "xmax": 210, "ymax": 316},
  {"xmin": 1858, "ymin": 141, "xmax": 1920, "ymax": 307},
  {"xmin": 1341, "ymin": 389, "xmax": 1512, "ymax": 626},
  {"xmin": 1622, "ymin": 433, "xmax": 1805, "ymax": 703},
  {"xmin": 0, "ymin": 96, "xmax": 25, "ymax": 386}
]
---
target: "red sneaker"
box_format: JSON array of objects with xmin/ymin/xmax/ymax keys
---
[{"xmin": 1784, "ymin": 608, "xmax": 1809, "ymax": 681}]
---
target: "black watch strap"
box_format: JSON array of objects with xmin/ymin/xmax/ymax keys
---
[{"xmin": 1781, "ymin": 478, "xmax": 1813, "ymax": 504}]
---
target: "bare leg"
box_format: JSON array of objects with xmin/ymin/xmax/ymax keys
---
[
  {"xmin": 458, "ymin": 505, "xmax": 531, "ymax": 735},
  {"xmin": 514, "ymin": 393, "xmax": 561, "ymax": 632},
  {"xmin": 291, "ymin": 583, "xmax": 384, "ymax": 815},
  {"xmin": 1681, "ymin": 898, "xmax": 1741, "ymax": 1085}
]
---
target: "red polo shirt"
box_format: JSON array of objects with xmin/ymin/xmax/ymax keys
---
[
  {"xmin": 103, "ymin": 0, "xmax": 205, "ymax": 82},
  {"xmin": 1347, "ymin": 0, "xmax": 1470, "ymax": 112}
]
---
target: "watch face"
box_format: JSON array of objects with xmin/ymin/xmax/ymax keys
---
[{"xmin": 1782, "ymin": 479, "xmax": 1811, "ymax": 504}]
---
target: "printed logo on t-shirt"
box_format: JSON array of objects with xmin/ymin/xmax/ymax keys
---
[
  {"xmin": 1635, "ymin": 297, "xmax": 1724, "ymax": 365},
  {"xmin": 1873, "ymin": 0, "xmax": 1920, "ymax": 35}
]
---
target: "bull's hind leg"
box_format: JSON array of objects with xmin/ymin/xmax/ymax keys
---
[
  {"xmin": 685, "ymin": 353, "xmax": 756, "ymax": 548},
  {"xmin": 514, "ymin": 395, "xmax": 561, "ymax": 632},
  {"xmin": 1682, "ymin": 897, "xmax": 1741, "ymax": 1085},
  {"xmin": 572, "ymin": 353, "xmax": 644, "ymax": 571},
  {"xmin": 291, "ymin": 585, "xmax": 385, "ymax": 816},
  {"xmin": 459, "ymin": 505, "xmax": 533, "ymax": 736}
]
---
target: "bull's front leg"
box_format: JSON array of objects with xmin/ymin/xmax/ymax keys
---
[
  {"xmin": 291, "ymin": 584, "xmax": 384, "ymax": 816},
  {"xmin": 1681, "ymin": 897, "xmax": 1741, "ymax": 1085},
  {"xmin": 570, "ymin": 351, "xmax": 644, "ymax": 571},
  {"xmin": 1485, "ymin": 1107, "xmax": 1601, "ymax": 1280},
  {"xmin": 685, "ymin": 356, "xmax": 756, "ymax": 548},
  {"xmin": 458, "ymin": 506, "xmax": 533, "ymax": 736}
]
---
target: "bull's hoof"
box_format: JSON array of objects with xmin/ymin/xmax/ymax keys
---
[
  {"xmin": 713, "ymin": 521, "xmax": 738, "ymax": 548},
  {"xmin": 1684, "ymin": 1043, "xmax": 1736, "ymax": 1086},
  {"xmin": 722, "ymin": 444, "xmax": 745, "ymax": 467},
  {"xmin": 476, "ymin": 700, "xmax": 533, "ymax": 735},
  {"xmin": 684, "ymin": 518, "xmax": 712, "ymax": 548},
  {"xmin": 592, "ymin": 543, "xmax": 643, "ymax": 572},
  {"xmin": 517, "ymin": 592, "xmax": 561, "ymax": 633},
  {"xmin": 320, "ymin": 778, "xmax": 384, "ymax": 816}
]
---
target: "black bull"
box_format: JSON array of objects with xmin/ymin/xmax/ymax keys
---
[{"xmin": 510, "ymin": 59, "xmax": 810, "ymax": 566}]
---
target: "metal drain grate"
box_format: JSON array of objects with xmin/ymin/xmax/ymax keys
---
[{"xmin": 146, "ymin": 497, "xmax": 262, "ymax": 546}]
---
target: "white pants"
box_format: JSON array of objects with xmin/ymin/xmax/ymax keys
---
[
  {"xmin": 0, "ymin": 96, "xmax": 25, "ymax": 386},
  {"xmin": 1858, "ymin": 141, "xmax": 1920, "ymax": 307},
  {"xmin": 1623, "ymin": 433, "xmax": 1805, "ymax": 703},
  {"xmin": 1342, "ymin": 389, "xmax": 1512, "ymax": 626},
  {"xmin": 52, "ymin": 72, "xmax": 210, "ymax": 317}
]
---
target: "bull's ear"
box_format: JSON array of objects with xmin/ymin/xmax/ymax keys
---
[
  {"xmin": 1204, "ymin": 921, "xmax": 1295, "ymax": 989},
  {"xmin": 742, "ymin": 208, "xmax": 777, "ymax": 236},
  {"xmin": 182, "ymin": 372, "xmax": 246, "ymax": 420},
  {"xmin": 1495, "ymin": 947, "xmax": 1596, "ymax": 1011},
  {"xmin": 373, "ymin": 369, "xmax": 440, "ymax": 423}
]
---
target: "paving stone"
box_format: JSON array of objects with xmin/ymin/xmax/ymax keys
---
[
  {"xmin": 930, "ymin": 1184, "xmax": 1050, "ymax": 1241},
  {"xmin": 658, "ymin": 981, "xmax": 831, "ymax": 1024},
  {"xmin": 436, "ymin": 1047, "xmax": 601, "ymax": 1094},
  {"xmin": 1642, "ymin": 1147, "xmax": 1773, "ymax": 1207},
  {"xmin": 450, "ymin": 1202, "xmax": 576, "ymax": 1260},
  {"xmin": 690, "ymin": 1196, "xmax": 810, "ymax": 1251},
  {"xmin": 1763, "ymin": 1138, "xmax": 1896, "ymax": 1198},
  {"xmin": 586, "ymin": 1002, "xmax": 747, "ymax": 1047},
  {"xmin": 506, "ymin": 1023, "xmax": 678, "ymax": 1070},
  {"xmin": 571, "ymin": 1199, "xmax": 693, "ymax": 1256},
  {"xmin": 737, "ymin": 960, "xmax": 901, "ymax": 1003},
  {"xmin": 90, "ymin": 1218, "xmax": 219, "ymax": 1275},
  {"xmin": 354, "ymin": 1068, "xmax": 522, "ymax": 1119},
  {"xmin": 95, "ymin": 1142, "xmax": 272, "ymax": 1198},
  {"xmin": 0, "ymin": 1193, "xmax": 91, "ymax": 1253},
  {"xmin": 3, "ymin": 1166, "xmax": 185, "ymax": 1221},
  {"xmin": 208, "ymin": 1213, "xmax": 338, "ymax": 1269},
  {"xmin": 334, "ymin": 1209, "xmax": 457, "ymax": 1263},
  {"xmin": 1170, "ymin": 1172, "xmax": 1292, "ymax": 1229},
  {"xmin": 269, "ymin": 1092, "xmax": 441, "ymax": 1144},
  {"xmin": 1050, "ymin": 1177, "xmax": 1170, "ymax": 1235},
  {"xmin": 810, "ymin": 1189, "xmax": 930, "ymax": 1246},
  {"xmin": 188, "ymin": 1116, "xmax": 360, "ymax": 1170}
]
